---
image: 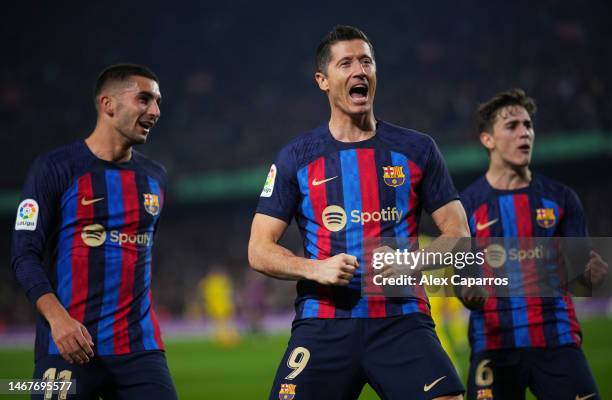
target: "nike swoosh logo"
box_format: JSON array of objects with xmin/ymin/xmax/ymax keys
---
[
  {"xmin": 312, "ymin": 176, "xmax": 338, "ymax": 186},
  {"xmin": 81, "ymin": 197, "xmax": 104, "ymax": 206},
  {"xmin": 423, "ymin": 376, "xmax": 446, "ymax": 392},
  {"xmin": 576, "ymin": 394, "xmax": 596, "ymax": 400},
  {"xmin": 477, "ymin": 218, "xmax": 498, "ymax": 231}
]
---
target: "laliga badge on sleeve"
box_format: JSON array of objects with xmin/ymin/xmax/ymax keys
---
[
  {"xmin": 261, "ymin": 164, "xmax": 277, "ymax": 198},
  {"xmin": 15, "ymin": 199, "xmax": 39, "ymax": 231}
]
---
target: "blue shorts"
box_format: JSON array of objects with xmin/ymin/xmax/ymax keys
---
[
  {"xmin": 32, "ymin": 350, "xmax": 177, "ymax": 400},
  {"xmin": 467, "ymin": 346, "xmax": 599, "ymax": 400},
  {"xmin": 269, "ymin": 313, "xmax": 464, "ymax": 400}
]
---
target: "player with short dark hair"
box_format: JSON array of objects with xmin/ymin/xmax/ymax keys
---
[
  {"xmin": 249, "ymin": 25, "xmax": 468, "ymax": 400},
  {"xmin": 94, "ymin": 64, "xmax": 159, "ymax": 109},
  {"xmin": 461, "ymin": 88, "xmax": 607, "ymax": 399},
  {"xmin": 11, "ymin": 63, "xmax": 177, "ymax": 399},
  {"xmin": 315, "ymin": 25, "xmax": 374, "ymax": 74}
]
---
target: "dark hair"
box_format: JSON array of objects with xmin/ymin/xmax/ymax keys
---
[
  {"xmin": 476, "ymin": 88, "xmax": 537, "ymax": 134},
  {"xmin": 94, "ymin": 63, "xmax": 158, "ymax": 106},
  {"xmin": 315, "ymin": 25, "xmax": 374, "ymax": 73}
]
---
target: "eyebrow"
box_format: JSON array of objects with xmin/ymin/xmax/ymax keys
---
[
  {"xmin": 504, "ymin": 118, "xmax": 531, "ymax": 126},
  {"xmin": 335, "ymin": 54, "xmax": 373, "ymax": 65},
  {"xmin": 138, "ymin": 90, "xmax": 162, "ymax": 104}
]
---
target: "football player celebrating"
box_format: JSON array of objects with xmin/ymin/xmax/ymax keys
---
[
  {"xmin": 460, "ymin": 88, "xmax": 607, "ymax": 400},
  {"xmin": 249, "ymin": 25, "xmax": 469, "ymax": 400}
]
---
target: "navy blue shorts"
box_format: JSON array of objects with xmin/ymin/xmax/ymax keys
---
[
  {"xmin": 269, "ymin": 313, "xmax": 464, "ymax": 400},
  {"xmin": 467, "ymin": 346, "xmax": 599, "ymax": 400},
  {"xmin": 32, "ymin": 350, "xmax": 177, "ymax": 400}
]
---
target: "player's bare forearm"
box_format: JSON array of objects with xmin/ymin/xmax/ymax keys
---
[
  {"xmin": 422, "ymin": 200, "xmax": 471, "ymax": 270},
  {"xmin": 248, "ymin": 213, "xmax": 317, "ymax": 280},
  {"xmin": 248, "ymin": 213, "xmax": 357, "ymax": 285},
  {"xmin": 248, "ymin": 237, "xmax": 317, "ymax": 280},
  {"xmin": 36, "ymin": 293, "xmax": 71, "ymax": 326},
  {"xmin": 432, "ymin": 200, "xmax": 471, "ymax": 239}
]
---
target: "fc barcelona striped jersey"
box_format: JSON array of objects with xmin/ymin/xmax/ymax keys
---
[
  {"xmin": 256, "ymin": 121, "xmax": 459, "ymax": 320},
  {"xmin": 461, "ymin": 174, "xmax": 586, "ymax": 353},
  {"xmin": 11, "ymin": 140, "xmax": 166, "ymax": 360}
]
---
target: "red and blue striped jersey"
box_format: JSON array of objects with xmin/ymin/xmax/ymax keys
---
[
  {"xmin": 256, "ymin": 121, "xmax": 459, "ymax": 319},
  {"xmin": 461, "ymin": 174, "xmax": 586, "ymax": 353},
  {"xmin": 11, "ymin": 141, "xmax": 166, "ymax": 360}
]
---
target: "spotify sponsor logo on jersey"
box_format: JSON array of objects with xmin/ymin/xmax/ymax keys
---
[
  {"xmin": 484, "ymin": 243, "xmax": 546, "ymax": 268},
  {"xmin": 81, "ymin": 224, "xmax": 153, "ymax": 247},
  {"xmin": 109, "ymin": 230, "xmax": 153, "ymax": 247},
  {"xmin": 351, "ymin": 207, "xmax": 403, "ymax": 225},
  {"xmin": 322, "ymin": 205, "xmax": 403, "ymax": 232},
  {"xmin": 322, "ymin": 205, "xmax": 347, "ymax": 232},
  {"xmin": 81, "ymin": 224, "xmax": 107, "ymax": 247}
]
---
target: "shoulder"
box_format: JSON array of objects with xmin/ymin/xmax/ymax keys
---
[
  {"xmin": 532, "ymin": 173, "xmax": 579, "ymax": 204},
  {"xmin": 132, "ymin": 150, "xmax": 167, "ymax": 175},
  {"xmin": 532, "ymin": 173, "xmax": 564, "ymax": 191},
  {"xmin": 377, "ymin": 120, "xmax": 438, "ymax": 152},
  {"xmin": 460, "ymin": 176, "xmax": 490, "ymax": 211},
  {"xmin": 132, "ymin": 150, "xmax": 168, "ymax": 184},
  {"xmin": 461, "ymin": 176, "xmax": 489, "ymax": 197},
  {"xmin": 29, "ymin": 141, "xmax": 92, "ymax": 176},
  {"xmin": 533, "ymin": 174, "xmax": 576, "ymax": 199},
  {"xmin": 376, "ymin": 121, "xmax": 442, "ymax": 171},
  {"xmin": 275, "ymin": 124, "xmax": 331, "ymax": 170}
]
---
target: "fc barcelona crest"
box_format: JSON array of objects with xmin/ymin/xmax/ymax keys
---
[
  {"xmin": 143, "ymin": 193, "xmax": 160, "ymax": 216},
  {"xmin": 278, "ymin": 383, "xmax": 296, "ymax": 400},
  {"xmin": 536, "ymin": 208, "xmax": 556, "ymax": 228},
  {"xmin": 383, "ymin": 166, "xmax": 405, "ymax": 187},
  {"xmin": 476, "ymin": 388, "xmax": 493, "ymax": 400}
]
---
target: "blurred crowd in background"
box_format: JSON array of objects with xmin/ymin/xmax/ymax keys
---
[
  {"xmin": 1, "ymin": 1, "xmax": 611, "ymax": 332},
  {"xmin": 1, "ymin": 1, "xmax": 611, "ymax": 186}
]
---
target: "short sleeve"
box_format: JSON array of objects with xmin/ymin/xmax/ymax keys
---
[
  {"xmin": 255, "ymin": 146, "xmax": 300, "ymax": 223},
  {"xmin": 559, "ymin": 187, "xmax": 588, "ymax": 237},
  {"xmin": 421, "ymin": 138, "xmax": 459, "ymax": 214}
]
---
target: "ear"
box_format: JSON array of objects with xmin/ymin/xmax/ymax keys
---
[
  {"xmin": 315, "ymin": 71, "xmax": 329, "ymax": 92},
  {"xmin": 480, "ymin": 131, "xmax": 495, "ymax": 152},
  {"xmin": 98, "ymin": 94, "xmax": 115, "ymax": 117}
]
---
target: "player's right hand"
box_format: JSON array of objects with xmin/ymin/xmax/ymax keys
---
[
  {"xmin": 49, "ymin": 315, "xmax": 95, "ymax": 364},
  {"xmin": 312, "ymin": 253, "xmax": 358, "ymax": 286}
]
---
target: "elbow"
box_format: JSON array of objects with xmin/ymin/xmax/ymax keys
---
[
  {"xmin": 247, "ymin": 239, "xmax": 265, "ymax": 273},
  {"xmin": 453, "ymin": 212, "xmax": 472, "ymax": 238},
  {"xmin": 441, "ymin": 226, "xmax": 471, "ymax": 238},
  {"xmin": 454, "ymin": 225, "xmax": 471, "ymax": 238}
]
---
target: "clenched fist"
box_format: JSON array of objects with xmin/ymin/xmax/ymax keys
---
[{"xmin": 311, "ymin": 253, "xmax": 359, "ymax": 286}]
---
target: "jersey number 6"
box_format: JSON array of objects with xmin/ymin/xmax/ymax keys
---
[{"xmin": 475, "ymin": 359, "xmax": 494, "ymax": 387}]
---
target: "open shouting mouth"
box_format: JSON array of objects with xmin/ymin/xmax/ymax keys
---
[{"xmin": 348, "ymin": 82, "xmax": 369, "ymax": 105}]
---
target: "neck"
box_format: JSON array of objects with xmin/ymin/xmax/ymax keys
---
[
  {"xmin": 85, "ymin": 123, "xmax": 133, "ymax": 163},
  {"xmin": 328, "ymin": 108, "xmax": 376, "ymax": 142},
  {"xmin": 485, "ymin": 162, "xmax": 531, "ymax": 190}
]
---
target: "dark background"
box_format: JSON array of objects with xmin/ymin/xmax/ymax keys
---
[{"xmin": 1, "ymin": 0, "xmax": 611, "ymax": 328}]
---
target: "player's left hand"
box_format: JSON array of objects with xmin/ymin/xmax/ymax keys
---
[
  {"xmin": 460, "ymin": 285, "xmax": 488, "ymax": 310},
  {"xmin": 585, "ymin": 250, "xmax": 608, "ymax": 287}
]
